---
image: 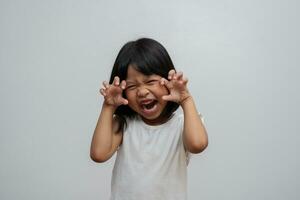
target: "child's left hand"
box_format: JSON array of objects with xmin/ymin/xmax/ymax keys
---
[{"xmin": 160, "ymin": 70, "xmax": 191, "ymax": 104}]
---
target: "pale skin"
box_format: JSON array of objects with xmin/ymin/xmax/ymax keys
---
[{"xmin": 90, "ymin": 68, "xmax": 208, "ymax": 162}]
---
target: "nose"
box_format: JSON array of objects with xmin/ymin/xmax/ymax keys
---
[{"xmin": 137, "ymin": 86, "xmax": 149, "ymax": 97}]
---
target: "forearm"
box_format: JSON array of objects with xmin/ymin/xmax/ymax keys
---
[
  {"xmin": 90, "ymin": 103, "xmax": 116, "ymax": 159},
  {"xmin": 181, "ymin": 96, "xmax": 208, "ymax": 153}
]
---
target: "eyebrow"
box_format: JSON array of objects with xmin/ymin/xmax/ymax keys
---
[
  {"xmin": 125, "ymin": 80, "xmax": 136, "ymax": 84},
  {"xmin": 126, "ymin": 75, "xmax": 160, "ymax": 83}
]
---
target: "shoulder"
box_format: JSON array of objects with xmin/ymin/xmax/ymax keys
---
[
  {"xmin": 169, "ymin": 111, "xmax": 184, "ymax": 125},
  {"xmin": 162, "ymin": 112, "xmax": 184, "ymax": 130},
  {"xmin": 122, "ymin": 115, "xmax": 140, "ymax": 132},
  {"xmin": 173, "ymin": 111, "xmax": 205, "ymax": 124},
  {"xmin": 168, "ymin": 111, "xmax": 182, "ymax": 120}
]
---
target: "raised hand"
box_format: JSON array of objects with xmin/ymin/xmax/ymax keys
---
[
  {"xmin": 160, "ymin": 70, "xmax": 191, "ymax": 104},
  {"xmin": 99, "ymin": 76, "xmax": 128, "ymax": 107}
]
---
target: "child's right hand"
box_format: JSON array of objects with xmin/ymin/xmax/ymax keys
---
[{"xmin": 99, "ymin": 76, "xmax": 128, "ymax": 107}]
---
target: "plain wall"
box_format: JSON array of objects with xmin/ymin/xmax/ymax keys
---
[{"xmin": 1, "ymin": 0, "xmax": 299, "ymax": 199}]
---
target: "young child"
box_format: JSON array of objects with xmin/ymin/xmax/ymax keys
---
[{"xmin": 90, "ymin": 38, "xmax": 208, "ymax": 200}]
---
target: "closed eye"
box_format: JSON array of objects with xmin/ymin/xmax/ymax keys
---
[
  {"xmin": 126, "ymin": 85, "xmax": 136, "ymax": 90},
  {"xmin": 146, "ymin": 80, "xmax": 158, "ymax": 84}
]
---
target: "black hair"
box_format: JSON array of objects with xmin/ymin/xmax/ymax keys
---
[{"xmin": 109, "ymin": 38, "xmax": 179, "ymax": 132}]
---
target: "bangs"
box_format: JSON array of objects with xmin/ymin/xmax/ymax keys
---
[
  {"xmin": 129, "ymin": 50, "xmax": 168, "ymax": 78},
  {"xmin": 113, "ymin": 38, "xmax": 173, "ymax": 82}
]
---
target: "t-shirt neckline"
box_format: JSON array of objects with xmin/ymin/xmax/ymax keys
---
[{"xmin": 137, "ymin": 113, "xmax": 177, "ymax": 130}]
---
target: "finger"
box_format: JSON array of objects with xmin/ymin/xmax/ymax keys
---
[
  {"xmin": 120, "ymin": 80, "xmax": 126, "ymax": 89},
  {"xmin": 113, "ymin": 76, "xmax": 120, "ymax": 86},
  {"xmin": 99, "ymin": 88, "xmax": 106, "ymax": 96},
  {"xmin": 161, "ymin": 78, "xmax": 173, "ymax": 89},
  {"xmin": 162, "ymin": 95, "xmax": 174, "ymax": 101},
  {"xmin": 182, "ymin": 76, "xmax": 188, "ymax": 84},
  {"xmin": 177, "ymin": 76, "xmax": 188, "ymax": 85},
  {"xmin": 122, "ymin": 98, "xmax": 128, "ymax": 105},
  {"xmin": 168, "ymin": 70, "xmax": 176, "ymax": 80},
  {"xmin": 160, "ymin": 77, "xmax": 167, "ymax": 85},
  {"xmin": 175, "ymin": 71, "xmax": 183, "ymax": 80},
  {"xmin": 103, "ymin": 81, "xmax": 109, "ymax": 89},
  {"xmin": 118, "ymin": 96, "xmax": 128, "ymax": 105}
]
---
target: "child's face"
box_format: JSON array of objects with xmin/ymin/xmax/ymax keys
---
[{"xmin": 125, "ymin": 65, "xmax": 169, "ymax": 125}]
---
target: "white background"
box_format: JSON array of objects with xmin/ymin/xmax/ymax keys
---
[{"xmin": 1, "ymin": 0, "xmax": 299, "ymax": 199}]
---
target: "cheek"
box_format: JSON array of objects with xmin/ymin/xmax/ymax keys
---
[
  {"xmin": 125, "ymin": 91, "xmax": 136, "ymax": 102},
  {"xmin": 125, "ymin": 92, "xmax": 139, "ymax": 111},
  {"xmin": 156, "ymin": 85, "xmax": 169, "ymax": 96}
]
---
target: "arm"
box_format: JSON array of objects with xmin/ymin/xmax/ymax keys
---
[
  {"xmin": 161, "ymin": 70, "xmax": 208, "ymax": 154},
  {"xmin": 181, "ymin": 96, "xmax": 208, "ymax": 153},
  {"xmin": 90, "ymin": 103, "xmax": 122, "ymax": 162},
  {"xmin": 90, "ymin": 77, "xmax": 128, "ymax": 163}
]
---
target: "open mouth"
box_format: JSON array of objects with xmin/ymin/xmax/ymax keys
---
[{"xmin": 140, "ymin": 100, "xmax": 158, "ymax": 112}]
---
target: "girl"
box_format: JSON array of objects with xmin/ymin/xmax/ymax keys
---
[{"xmin": 90, "ymin": 38, "xmax": 208, "ymax": 200}]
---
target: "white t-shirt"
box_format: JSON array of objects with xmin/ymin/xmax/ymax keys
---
[{"xmin": 110, "ymin": 112, "xmax": 204, "ymax": 200}]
